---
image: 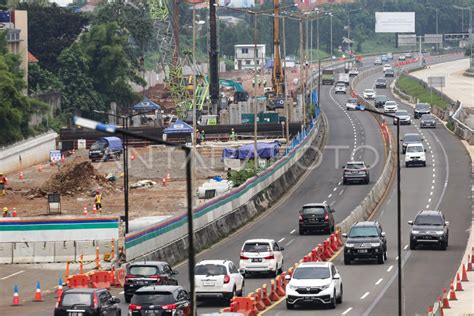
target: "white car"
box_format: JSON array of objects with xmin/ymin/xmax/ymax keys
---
[
  {"xmin": 239, "ymin": 239, "xmax": 284, "ymax": 276},
  {"xmin": 398, "ymin": 54, "xmax": 406, "ymax": 61},
  {"xmin": 346, "ymin": 98, "xmax": 358, "ymax": 110},
  {"xmin": 363, "ymin": 89, "xmax": 376, "ymax": 99},
  {"xmin": 383, "ymin": 64, "xmax": 392, "ymax": 72},
  {"xmin": 374, "ymin": 58, "xmax": 382, "ymax": 65},
  {"xmin": 383, "ymin": 100, "xmax": 398, "ymax": 113},
  {"xmin": 348, "ymin": 68, "xmax": 359, "ymax": 77},
  {"xmin": 195, "ymin": 260, "xmax": 245, "ymax": 301},
  {"xmin": 335, "ymin": 83, "xmax": 347, "ymax": 94},
  {"xmin": 387, "ymin": 53, "xmax": 394, "ymax": 60},
  {"xmin": 405, "ymin": 143, "xmax": 426, "ymax": 167},
  {"xmin": 393, "ymin": 110, "xmax": 411, "ymax": 125},
  {"xmin": 285, "ymin": 262, "xmax": 343, "ymax": 310}
]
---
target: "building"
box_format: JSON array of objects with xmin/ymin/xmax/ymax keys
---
[
  {"xmin": 234, "ymin": 44, "xmax": 266, "ymax": 70},
  {"xmin": 0, "ymin": 10, "xmax": 28, "ymax": 84}
]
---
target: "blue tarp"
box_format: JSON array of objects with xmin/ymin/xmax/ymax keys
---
[
  {"xmin": 163, "ymin": 119, "xmax": 194, "ymax": 134},
  {"xmin": 237, "ymin": 142, "xmax": 280, "ymax": 160},
  {"xmin": 133, "ymin": 97, "xmax": 161, "ymax": 111},
  {"xmin": 98, "ymin": 137, "xmax": 123, "ymax": 151},
  {"xmin": 222, "ymin": 148, "xmax": 238, "ymax": 159}
]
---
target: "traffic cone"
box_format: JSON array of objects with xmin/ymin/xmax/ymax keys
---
[
  {"xmin": 57, "ymin": 277, "xmax": 63, "ymax": 299},
  {"xmin": 33, "ymin": 281, "xmax": 43, "ymax": 302},
  {"xmin": 19, "ymin": 171, "xmax": 24, "ymax": 180},
  {"xmin": 442, "ymin": 288, "xmax": 450, "ymax": 308},
  {"xmin": 449, "ymin": 280, "xmax": 457, "ymax": 300},
  {"xmin": 131, "ymin": 154, "xmax": 136, "ymax": 161},
  {"xmin": 12, "ymin": 208, "xmax": 16, "ymax": 217},
  {"xmin": 461, "ymin": 263, "xmax": 469, "ymax": 281},
  {"xmin": 83, "ymin": 206, "xmax": 88, "ymax": 216},
  {"xmin": 166, "ymin": 173, "xmax": 171, "ymax": 181},
  {"xmin": 455, "ymin": 272, "xmax": 464, "ymax": 291},
  {"xmin": 92, "ymin": 204, "xmax": 97, "ymax": 214},
  {"xmin": 162, "ymin": 177, "xmax": 166, "ymax": 186},
  {"xmin": 11, "ymin": 285, "xmax": 20, "ymax": 306},
  {"xmin": 468, "ymin": 255, "xmax": 473, "ymax": 271},
  {"xmin": 427, "ymin": 305, "xmax": 433, "ymax": 316}
]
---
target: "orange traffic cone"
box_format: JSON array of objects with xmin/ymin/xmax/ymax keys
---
[
  {"xmin": 131, "ymin": 154, "xmax": 136, "ymax": 161},
  {"xmin": 166, "ymin": 173, "xmax": 171, "ymax": 181},
  {"xmin": 442, "ymin": 288, "xmax": 450, "ymax": 308},
  {"xmin": 461, "ymin": 263, "xmax": 469, "ymax": 281},
  {"xmin": 83, "ymin": 206, "xmax": 88, "ymax": 216},
  {"xmin": 162, "ymin": 177, "xmax": 166, "ymax": 187},
  {"xmin": 92, "ymin": 204, "xmax": 97, "ymax": 214},
  {"xmin": 12, "ymin": 208, "xmax": 16, "ymax": 217},
  {"xmin": 468, "ymin": 255, "xmax": 474, "ymax": 271},
  {"xmin": 57, "ymin": 278, "xmax": 63, "ymax": 299},
  {"xmin": 455, "ymin": 272, "xmax": 464, "ymax": 291},
  {"xmin": 11, "ymin": 285, "xmax": 20, "ymax": 306},
  {"xmin": 19, "ymin": 171, "xmax": 24, "ymax": 180},
  {"xmin": 449, "ymin": 280, "xmax": 457, "ymax": 300},
  {"xmin": 438, "ymin": 296, "xmax": 445, "ymax": 316},
  {"xmin": 33, "ymin": 281, "xmax": 43, "ymax": 302}
]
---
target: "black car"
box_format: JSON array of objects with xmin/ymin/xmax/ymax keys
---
[
  {"xmin": 55, "ymin": 288, "xmax": 121, "ymax": 316},
  {"xmin": 129, "ymin": 285, "xmax": 191, "ymax": 316},
  {"xmin": 343, "ymin": 221, "xmax": 387, "ymax": 265},
  {"xmin": 298, "ymin": 203, "xmax": 335, "ymax": 235},
  {"xmin": 420, "ymin": 114, "xmax": 437, "ymax": 128},
  {"xmin": 342, "ymin": 161, "xmax": 370, "ymax": 184},
  {"xmin": 414, "ymin": 103, "xmax": 431, "ymax": 119},
  {"xmin": 384, "ymin": 69, "xmax": 395, "ymax": 77},
  {"xmin": 409, "ymin": 210, "xmax": 449, "ymax": 250},
  {"xmin": 401, "ymin": 133, "xmax": 423, "ymax": 154},
  {"xmin": 375, "ymin": 78, "xmax": 387, "ymax": 89},
  {"xmin": 125, "ymin": 261, "xmax": 179, "ymax": 303},
  {"xmin": 374, "ymin": 95, "xmax": 388, "ymax": 108}
]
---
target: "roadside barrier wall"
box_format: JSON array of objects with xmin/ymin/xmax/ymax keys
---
[
  {"xmin": 0, "ymin": 216, "xmax": 119, "ymax": 264},
  {"xmin": 0, "ymin": 131, "xmax": 58, "ymax": 175}
]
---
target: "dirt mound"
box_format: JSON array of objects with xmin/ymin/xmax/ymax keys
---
[{"xmin": 27, "ymin": 157, "xmax": 116, "ymax": 198}]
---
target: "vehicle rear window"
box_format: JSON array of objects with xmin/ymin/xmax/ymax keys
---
[
  {"xmin": 404, "ymin": 134, "xmax": 421, "ymax": 142},
  {"xmin": 406, "ymin": 145, "xmax": 423, "ymax": 153},
  {"xmin": 348, "ymin": 99, "xmax": 357, "ymax": 103},
  {"xmin": 131, "ymin": 292, "xmax": 175, "ymax": 305},
  {"xmin": 416, "ymin": 103, "xmax": 430, "ymax": 110},
  {"xmin": 346, "ymin": 163, "xmax": 365, "ymax": 169},
  {"xmin": 243, "ymin": 242, "xmax": 271, "ymax": 252},
  {"xmin": 293, "ymin": 267, "xmax": 330, "ymax": 280},
  {"xmin": 415, "ymin": 215, "xmax": 443, "ymax": 226},
  {"xmin": 302, "ymin": 207, "xmax": 325, "ymax": 215},
  {"xmin": 128, "ymin": 265, "xmax": 161, "ymax": 277},
  {"xmin": 395, "ymin": 111, "xmax": 408, "ymax": 116},
  {"xmin": 349, "ymin": 226, "xmax": 379, "ymax": 238},
  {"xmin": 61, "ymin": 293, "xmax": 91, "ymax": 307},
  {"xmin": 195, "ymin": 264, "xmax": 227, "ymax": 276},
  {"xmin": 377, "ymin": 79, "xmax": 385, "ymax": 82},
  {"xmin": 421, "ymin": 114, "xmax": 433, "ymax": 120}
]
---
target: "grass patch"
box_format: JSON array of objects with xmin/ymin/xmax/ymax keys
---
[{"xmin": 396, "ymin": 75, "xmax": 450, "ymax": 110}]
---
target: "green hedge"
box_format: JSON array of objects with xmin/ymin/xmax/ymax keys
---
[{"xmin": 396, "ymin": 75, "xmax": 449, "ymax": 110}]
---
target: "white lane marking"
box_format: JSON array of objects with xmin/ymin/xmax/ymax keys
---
[
  {"xmin": 396, "ymin": 256, "xmax": 399, "ymax": 260},
  {"xmin": 429, "ymin": 130, "xmax": 450, "ymax": 210},
  {"xmin": 290, "ymin": 229, "xmax": 296, "ymax": 234},
  {"xmin": 339, "ymin": 190, "xmax": 344, "ymax": 195},
  {"xmin": 119, "ymin": 291, "xmax": 124, "ymax": 295},
  {"xmin": 375, "ymin": 278, "xmax": 383, "ymax": 285},
  {"xmin": 323, "ymin": 200, "xmax": 327, "ymax": 204},
  {"xmin": 430, "ymin": 192, "xmax": 433, "ymax": 196},
  {"xmin": 342, "ymin": 307, "xmax": 353, "ymax": 315},
  {"xmin": 278, "ymin": 238, "xmax": 285, "ymax": 243},
  {"xmin": 432, "ymin": 168, "xmax": 436, "ymax": 172},
  {"xmin": 360, "ymin": 292, "xmax": 370, "ymax": 300},
  {"xmin": 286, "ymin": 238, "xmax": 296, "ymax": 246},
  {"xmin": 330, "ymin": 201, "xmax": 336, "ymax": 207},
  {"xmin": 328, "ymin": 194, "xmax": 333, "ymax": 198},
  {"xmin": 333, "ymin": 187, "xmax": 338, "ymax": 192},
  {"xmin": 426, "ymin": 205, "xmax": 430, "ymax": 208},
  {"xmin": 432, "ymin": 179, "xmax": 436, "ymax": 184},
  {"xmin": 428, "ymin": 198, "xmax": 432, "ymax": 203},
  {"xmin": 338, "ymin": 181, "xmax": 342, "ymax": 185},
  {"xmin": 403, "ymin": 245, "xmax": 408, "ymax": 250},
  {"xmin": 431, "ymin": 186, "xmax": 435, "ymax": 190},
  {"xmin": 433, "ymin": 173, "xmax": 436, "ymax": 178},
  {"xmin": 1, "ymin": 270, "xmax": 25, "ymax": 280},
  {"xmin": 387, "ymin": 265, "xmax": 393, "ymax": 272}
]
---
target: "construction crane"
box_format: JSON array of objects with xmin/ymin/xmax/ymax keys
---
[{"xmin": 272, "ymin": 0, "xmax": 285, "ymax": 97}]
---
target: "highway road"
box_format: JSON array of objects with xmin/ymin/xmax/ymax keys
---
[{"xmin": 265, "ymin": 54, "xmax": 471, "ymax": 315}]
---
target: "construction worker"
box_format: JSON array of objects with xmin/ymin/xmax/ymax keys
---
[
  {"xmin": 0, "ymin": 173, "xmax": 7, "ymax": 195},
  {"xmin": 229, "ymin": 128, "xmax": 236, "ymax": 141},
  {"xmin": 94, "ymin": 190, "xmax": 102, "ymax": 213},
  {"xmin": 258, "ymin": 78, "xmax": 262, "ymax": 88},
  {"xmin": 252, "ymin": 78, "xmax": 256, "ymax": 88},
  {"xmin": 263, "ymin": 78, "xmax": 267, "ymax": 87},
  {"xmin": 2, "ymin": 207, "xmax": 9, "ymax": 217},
  {"xmin": 201, "ymin": 130, "xmax": 206, "ymax": 143},
  {"xmin": 196, "ymin": 130, "xmax": 202, "ymax": 145}
]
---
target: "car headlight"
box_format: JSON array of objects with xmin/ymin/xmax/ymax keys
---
[
  {"xmin": 371, "ymin": 243, "xmax": 381, "ymax": 247},
  {"xmin": 319, "ymin": 284, "xmax": 330, "ymax": 290},
  {"xmin": 289, "ymin": 284, "xmax": 298, "ymax": 290},
  {"xmin": 434, "ymin": 231, "xmax": 444, "ymax": 235},
  {"xmin": 345, "ymin": 243, "xmax": 355, "ymax": 248},
  {"xmin": 412, "ymin": 230, "xmax": 420, "ymax": 234}
]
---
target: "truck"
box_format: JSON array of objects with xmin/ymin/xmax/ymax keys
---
[
  {"xmin": 321, "ymin": 69, "xmax": 335, "ymax": 85},
  {"xmin": 336, "ymin": 73, "xmax": 350, "ymax": 86},
  {"xmin": 88, "ymin": 137, "xmax": 123, "ymax": 162}
]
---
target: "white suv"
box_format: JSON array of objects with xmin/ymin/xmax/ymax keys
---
[
  {"xmin": 285, "ymin": 262, "xmax": 343, "ymax": 310},
  {"xmin": 383, "ymin": 100, "xmax": 398, "ymax": 113},
  {"xmin": 405, "ymin": 143, "xmax": 426, "ymax": 167},
  {"xmin": 239, "ymin": 239, "xmax": 284, "ymax": 277},
  {"xmin": 195, "ymin": 260, "xmax": 244, "ymax": 302}
]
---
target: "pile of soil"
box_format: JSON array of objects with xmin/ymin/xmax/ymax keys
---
[{"xmin": 26, "ymin": 157, "xmax": 117, "ymax": 198}]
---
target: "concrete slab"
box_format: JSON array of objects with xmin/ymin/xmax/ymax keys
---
[{"xmin": 12, "ymin": 242, "xmax": 34, "ymax": 264}]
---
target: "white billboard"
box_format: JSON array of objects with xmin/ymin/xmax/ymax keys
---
[
  {"xmin": 219, "ymin": 0, "xmax": 255, "ymax": 7},
  {"xmin": 375, "ymin": 12, "xmax": 415, "ymax": 33}
]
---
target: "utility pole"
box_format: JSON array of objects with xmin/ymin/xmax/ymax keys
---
[
  {"xmin": 209, "ymin": 0, "xmax": 219, "ymax": 115},
  {"xmin": 330, "ymin": 13, "xmax": 333, "ymax": 59},
  {"xmin": 272, "ymin": 0, "xmax": 284, "ymax": 96},
  {"xmin": 300, "ymin": 18, "xmax": 305, "ymax": 128},
  {"xmin": 192, "ymin": 5, "xmax": 197, "ymax": 148},
  {"xmin": 282, "ymin": 16, "xmax": 290, "ymax": 144},
  {"xmin": 253, "ymin": 13, "xmax": 258, "ymax": 170}
]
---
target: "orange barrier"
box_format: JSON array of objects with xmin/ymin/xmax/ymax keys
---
[
  {"xmin": 275, "ymin": 275, "xmax": 285, "ymax": 297},
  {"xmin": 269, "ymin": 279, "xmax": 280, "ymax": 301},
  {"xmin": 261, "ymin": 284, "xmax": 272, "ymax": 306},
  {"xmin": 95, "ymin": 246, "xmax": 101, "ymax": 270},
  {"xmin": 114, "ymin": 268, "xmax": 126, "ymax": 287},
  {"xmin": 330, "ymin": 234, "xmax": 339, "ymax": 252},
  {"xmin": 461, "ymin": 263, "xmax": 469, "ymax": 281},
  {"xmin": 455, "ymin": 272, "xmax": 463, "ymax": 291},
  {"xmin": 68, "ymin": 274, "xmax": 90, "ymax": 288},
  {"xmin": 253, "ymin": 290, "xmax": 266, "ymax": 311},
  {"xmin": 57, "ymin": 278, "xmax": 63, "ymax": 299},
  {"xmin": 441, "ymin": 289, "xmax": 450, "ymax": 308},
  {"xmin": 448, "ymin": 279, "xmax": 457, "ymax": 300},
  {"xmin": 222, "ymin": 301, "xmax": 239, "ymax": 312},
  {"xmin": 335, "ymin": 230, "xmax": 344, "ymax": 247},
  {"xmin": 468, "ymin": 255, "xmax": 473, "ymax": 271},
  {"xmin": 90, "ymin": 271, "xmax": 112, "ymax": 289},
  {"xmin": 437, "ymin": 296, "xmax": 445, "ymax": 316},
  {"xmin": 231, "ymin": 297, "xmax": 257, "ymax": 316}
]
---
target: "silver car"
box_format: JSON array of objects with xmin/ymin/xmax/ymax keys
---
[
  {"xmin": 393, "ymin": 110, "xmax": 411, "ymax": 125},
  {"xmin": 420, "ymin": 114, "xmax": 436, "ymax": 128}
]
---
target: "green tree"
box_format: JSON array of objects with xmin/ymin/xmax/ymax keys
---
[{"xmin": 28, "ymin": 63, "xmax": 62, "ymax": 95}]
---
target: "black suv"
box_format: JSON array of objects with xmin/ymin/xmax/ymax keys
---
[
  {"xmin": 342, "ymin": 161, "xmax": 370, "ymax": 184},
  {"xmin": 375, "ymin": 78, "xmax": 387, "ymax": 88},
  {"xmin": 55, "ymin": 288, "xmax": 121, "ymax": 316},
  {"xmin": 343, "ymin": 221, "xmax": 387, "ymax": 265},
  {"xmin": 374, "ymin": 95, "xmax": 388, "ymax": 108},
  {"xmin": 129, "ymin": 285, "xmax": 190, "ymax": 316},
  {"xmin": 401, "ymin": 133, "xmax": 423, "ymax": 154},
  {"xmin": 414, "ymin": 103, "xmax": 431, "ymax": 119},
  {"xmin": 298, "ymin": 203, "xmax": 335, "ymax": 235},
  {"xmin": 125, "ymin": 261, "xmax": 179, "ymax": 303},
  {"xmin": 408, "ymin": 210, "xmax": 449, "ymax": 250}
]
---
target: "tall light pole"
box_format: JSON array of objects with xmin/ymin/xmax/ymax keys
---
[
  {"xmin": 253, "ymin": 13, "xmax": 258, "ymax": 169},
  {"xmin": 282, "ymin": 16, "xmax": 290, "ymax": 144},
  {"xmin": 192, "ymin": 5, "xmax": 197, "ymax": 148},
  {"xmin": 299, "ymin": 18, "xmax": 305, "ymax": 128}
]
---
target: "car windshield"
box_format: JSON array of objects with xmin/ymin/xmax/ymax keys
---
[
  {"xmin": 349, "ymin": 226, "xmax": 379, "ymax": 238},
  {"xmin": 414, "ymin": 214, "xmax": 443, "ymax": 226},
  {"xmin": 336, "ymin": 84, "xmax": 345, "ymax": 87},
  {"xmin": 348, "ymin": 99, "xmax": 357, "ymax": 104},
  {"xmin": 346, "ymin": 163, "xmax": 365, "ymax": 169},
  {"xmin": 377, "ymin": 79, "xmax": 385, "ymax": 83},
  {"xmin": 416, "ymin": 103, "xmax": 430, "ymax": 110},
  {"xmin": 243, "ymin": 242, "xmax": 271, "ymax": 253},
  {"xmin": 128, "ymin": 265, "xmax": 161, "ymax": 277},
  {"xmin": 302, "ymin": 207, "xmax": 325, "ymax": 215},
  {"xmin": 61, "ymin": 293, "xmax": 91, "ymax": 307},
  {"xmin": 421, "ymin": 114, "xmax": 434, "ymax": 120},
  {"xmin": 365, "ymin": 89, "xmax": 374, "ymax": 93},
  {"xmin": 90, "ymin": 141, "xmax": 106, "ymax": 150},
  {"xmin": 376, "ymin": 96, "xmax": 387, "ymax": 101},
  {"xmin": 395, "ymin": 111, "xmax": 408, "ymax": 116},
  {"xmin": 406, "ymin": 145, "xmax": 423, "ymax": 153},
  {"xmin": 386, "ymin": 69, "xmax": 394, "ymax": 73},
  {"xmin": 404, "ymin": 134, "xmax": 422, "ymax": 142},
  {"xmin": 385, "ymin": 101, "xmax": 396, "ymax": 106},
  {"xmin": 131, "ymin": 292, "xmax": 175, "ymax": 306},
  {"xmin": 195, "ymin": 264, "xmax": 226, "ymax": 276},
  {"xmin": 293, "ymin": 267, "xmax": 330, "ymax": 280}
]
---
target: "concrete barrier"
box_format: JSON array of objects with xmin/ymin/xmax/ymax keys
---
[
  {"xmin": 0, "ymin": 243, "xmax": 13, "ymax": 264},
  {"xmin": 12, "ymin": 242, "xmax": 35, "ymax": 264},
  {"xmin": 76, "ymin": 241, "xmax": 96, "ymax": 262},
  {"xmin": 54, "ymin": 241, "xmax": 76, "ymax": 262},
  {"xmin": 33, "ymin": 241, "xmax": 55, "ymax": 263}
]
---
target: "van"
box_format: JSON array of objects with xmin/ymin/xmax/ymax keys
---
[{"xmin": 88, "ymin": 137, "xmax": 123, "ymax": 162}]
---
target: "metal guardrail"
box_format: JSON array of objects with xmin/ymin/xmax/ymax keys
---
[{"xmin": 450, "ymin": 101, "xmax": 474, "ymax": 144}]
